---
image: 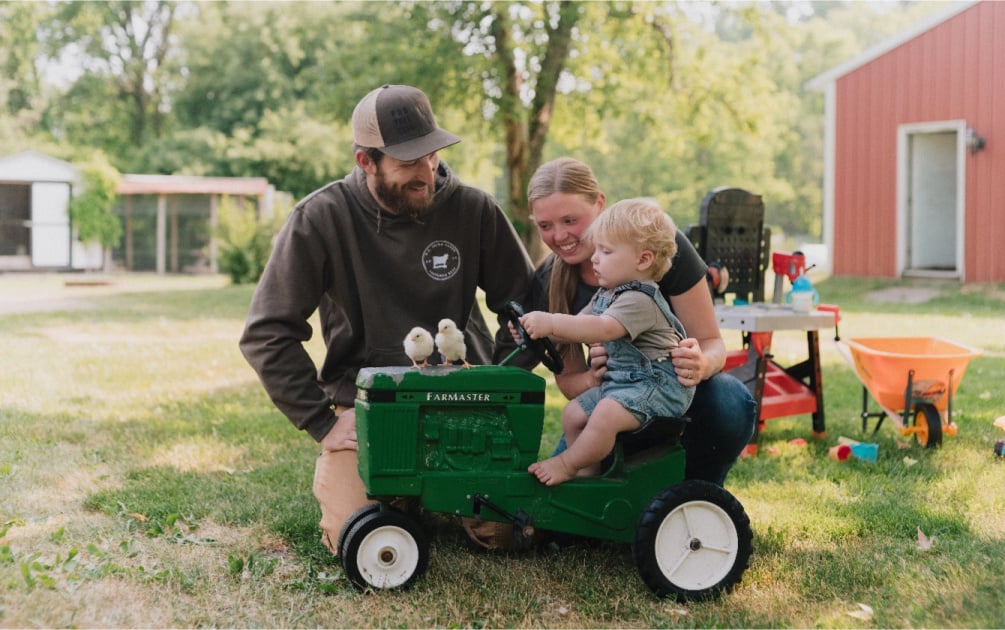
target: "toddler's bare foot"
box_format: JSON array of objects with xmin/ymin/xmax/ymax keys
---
[{"xmin": 528, "ymin": 454, "xmax": 577, "ymax": 486}]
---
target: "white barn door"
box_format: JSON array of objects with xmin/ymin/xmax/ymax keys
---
[
  {"xmin": 898, "ymin": 121, "xmax": 966, "ymax": 279},
  {"xmin": 31, "ymin": 182, "xmax": 72, "ymax": 268}
]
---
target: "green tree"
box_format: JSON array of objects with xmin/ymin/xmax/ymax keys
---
[
  {"xmin": 417, "ymin": 1, "xmax": 669, "ymax": 260},
  {"xmin": 540, "ymin": 3, "xmax": 791, "ymax": 229},
  {"xmin": 486, "ymin": 1, "xmax": 582, "ymax": 260},
  {"xmin": 172, "ymin": 2, "xmax": 328, "ymax": 135},
  {"xmin": 19, "ymin": 0, "xmax": 957, "ymax": 250},
  {"xmin": 165, "ymin": 2, "xmax": 366, "ymax": 196},
  {"xmin": 0, "ymin": 2, "xmax": 47, "ymax": 116},
  {"xmin": 41, "ymin": 0, "xmax": 180, "ymax": 160},
  {"xmin": 0, "ymin": 1, "xmax": 54, "ymax": 146}
]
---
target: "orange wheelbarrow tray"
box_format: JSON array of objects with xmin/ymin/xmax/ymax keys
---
[{"xmin": 837, "ymin": 336, "xmax": 982, "ymax": 448}]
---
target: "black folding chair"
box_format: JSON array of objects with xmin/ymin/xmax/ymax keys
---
[{"xmin": 686, "ymin": 187, "xmax": 771, "ymax": 304}]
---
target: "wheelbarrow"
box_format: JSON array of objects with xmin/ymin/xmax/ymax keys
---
[{"xmin": 837, "ymin": 336, "xmax": 982, "ymax": 447}]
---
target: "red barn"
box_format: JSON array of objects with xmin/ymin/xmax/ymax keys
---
[{"xmin": 807, "ymin": 0, "xmax": 1004, "ymax": 283}]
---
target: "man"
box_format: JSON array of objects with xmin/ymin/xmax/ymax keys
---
[{"xmin": 240, "ymin": 84, "xmax": 534, "ymax": 554}]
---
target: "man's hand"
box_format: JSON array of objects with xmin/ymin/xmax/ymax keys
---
[{"xmin": 321, "ymin": 408, "xmax": 358, "ymax": 452}]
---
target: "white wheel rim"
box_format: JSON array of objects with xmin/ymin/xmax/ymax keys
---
[
  {"xmin": 356, "ymin": 524, "xmax": 420, "ymax": 589},
  {"xmin": 654, "ymin": 500, "xmax": 739, "ymax": 591}
]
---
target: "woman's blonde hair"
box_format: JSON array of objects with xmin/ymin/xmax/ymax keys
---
[
  {"xmin": 587, "ymin": 197, "xmax": 678, "ymax": 280},
  {"xmin": 527, "ymin": 158, "xmax": 602, "ymax": 317}
]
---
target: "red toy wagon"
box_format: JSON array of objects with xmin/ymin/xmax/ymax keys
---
[{"xmin": 838, "ymin": 336, "xmax": 982, "ymax": 447}]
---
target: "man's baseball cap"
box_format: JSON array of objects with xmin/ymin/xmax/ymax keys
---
[{"xmin": 352, "ymin": 85, "xmax": 461, "ymax": 161}]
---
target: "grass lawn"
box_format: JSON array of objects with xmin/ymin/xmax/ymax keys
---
[{"xmin": 1, "ymin": 272, "xmax": 1003, "ymax": 628}]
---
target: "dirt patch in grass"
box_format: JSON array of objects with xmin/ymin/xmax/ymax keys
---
[
  {"xmin": 0, "ymin": 273, "xmax": 231, "ymax": 314},
  {"xmin": 863, "ymin": 286, "xmax": 941, "ymax": 304}
]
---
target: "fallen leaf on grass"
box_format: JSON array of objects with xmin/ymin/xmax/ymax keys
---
[
  {"xmin": 994, "ymin": 415, "xmax": 1005, "ymax": 431},
  {"xmin": 127, "ymin": 512, "xmax": 147, "ymax": 522},
  {"xmin": 895, "ymin": 437, "xmax": 912, "ymax": 449},
  {"xmin": 847, "ymin": 603, "xmax": 874, "ymax": 620},
  {"xmin": 903, "ymin": 456, "xmax": 918, "ymax": 467},
  {"xmin": 917, "ymin": 526, "xmax": 935, "ymax": 551}
]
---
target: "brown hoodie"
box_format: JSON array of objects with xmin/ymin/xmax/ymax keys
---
[{"xmin": 240, "ymin": 162, "xmax": 534, "ymax": 442}]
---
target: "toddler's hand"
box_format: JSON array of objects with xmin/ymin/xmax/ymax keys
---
[{"xmin": 519, "ymin": 312, "xmax": 553, "ymax": 339}]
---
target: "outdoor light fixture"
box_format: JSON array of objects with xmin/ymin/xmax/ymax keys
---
[{"xmin": 966, "ymin": 127, "xmax": 986, "ymax": 155}]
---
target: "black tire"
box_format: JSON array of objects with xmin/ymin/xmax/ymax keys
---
[
  {"xmin": 337, "ymin": 503, "xmax": 382, "ymax": 560},
  {"xmin": 914, "ymin": 403, "xmax": 943, "ymax": 448},
  {"xmin": 341, "ymin": 509, "xmax": 429, "ymax": 591},
  {"xmin": 633, "ymin": 480, "xmax": 752, "ymax": 601}
]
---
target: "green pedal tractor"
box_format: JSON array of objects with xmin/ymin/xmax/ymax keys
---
[{"xmin": 338, "ymin": 303, "xmax": 752, "ymax": 601}]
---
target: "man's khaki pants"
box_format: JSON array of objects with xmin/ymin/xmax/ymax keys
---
[{"xmin": 312, "ymin": 449, "xmax": 376, "ymax": 556}]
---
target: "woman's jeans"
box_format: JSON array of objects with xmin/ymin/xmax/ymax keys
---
[{"xmin": 552, "ymin": 371, "xmax": 756, "ymax": 486}]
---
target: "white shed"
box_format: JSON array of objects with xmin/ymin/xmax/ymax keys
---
[{"xmin": 0, "ymin": 151, "xmax": 102, "ymax": 271}]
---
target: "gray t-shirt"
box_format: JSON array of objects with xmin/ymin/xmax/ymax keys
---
[{"xmin": 582, "ymin": 281, "xmax": 681, "ymax": 360}]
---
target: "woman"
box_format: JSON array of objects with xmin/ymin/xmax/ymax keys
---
[{"xmin": 526, "ymin": 157, "xmax": 756, "ymax": 486}]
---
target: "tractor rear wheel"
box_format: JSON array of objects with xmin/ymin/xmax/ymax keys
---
[{"xmin": 633, "ymin": 480, "xmax": 752, "ymax": 601}]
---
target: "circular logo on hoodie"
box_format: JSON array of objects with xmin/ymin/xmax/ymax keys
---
[{"xmin": 422, "ymin": 240, "xmax": 461, "ymax": 281}]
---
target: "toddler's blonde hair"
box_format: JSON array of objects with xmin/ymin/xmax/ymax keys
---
[{"xmin": 586, "ymin": 197, "xmax": 678, "ymax": 279}]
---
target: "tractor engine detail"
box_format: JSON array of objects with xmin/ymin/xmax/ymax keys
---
[{"xmin": 422, "ymin": 407, "xmax": 525, "ymax": 472}]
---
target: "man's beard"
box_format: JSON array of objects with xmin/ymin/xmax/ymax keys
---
[{"xmin": 373, "ymin": 170, "xmax": 434, "ymax": 220}]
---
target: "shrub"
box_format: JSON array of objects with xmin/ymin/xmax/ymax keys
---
[{"xmin": 215, "ymin": 195, "xmax": 290, "ymax": 284}]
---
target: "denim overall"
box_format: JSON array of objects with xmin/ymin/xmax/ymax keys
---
[{"xmin": 574, "ymin": 281, "xmax": 696, "ymax": 428}]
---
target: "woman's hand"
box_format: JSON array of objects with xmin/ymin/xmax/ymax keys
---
[
  {"xmin": 506, "ymin": 321, "xmax": 522, "ymax": 344},
  {"xmin": 587, "ymin": 343, "xmax": 608, "ymax": 386},
  {"xmin": 669, "ymin": 279, "xmax": 727, "ymax": 376},
  {"xmin": 672, "ymin": 337, "xmax": 707, "ymax": 385},
  {"xmin": 554, "ymin": 343, "xmax": 604, "ymax": 400}
]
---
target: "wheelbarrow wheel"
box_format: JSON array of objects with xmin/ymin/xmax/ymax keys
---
[
  {"xmin": 341, "ymin": 508, "xmax": 428, "ymax": 591},
  {"xmin": 633, "ymin": 480, "xmax": 752, "ymax": 601},
  {"xmin": 913, "ymin": 403, "xmax": 943, "ymax": 448}
]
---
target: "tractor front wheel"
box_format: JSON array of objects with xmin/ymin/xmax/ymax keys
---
[
  {"xmin": 337, "ymin": 503, "xmax": 382, "ymax": 559},
  {"xmin": 633, "ymin": 480, "xmax": 752, "ymax": 601},
  {"xmin": 341, "ymin": 508, "xmax": 428, "ymax": 591}
]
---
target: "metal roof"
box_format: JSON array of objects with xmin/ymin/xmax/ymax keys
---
[
  {"xmin": 116, "ymin": 174, "xmax": 272, "ymax": 196},
  {"xmin": 0, "ymin": 151, "xmax": 77, "ymax": 183}
]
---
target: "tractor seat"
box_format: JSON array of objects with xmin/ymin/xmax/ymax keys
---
[
  {"xmin": 617, "ymin": 416, "xmax": 690, "ymax": 458},
  {"xmin": 598, "ymin": 417, "xmax": 690, "ymax": 476}
]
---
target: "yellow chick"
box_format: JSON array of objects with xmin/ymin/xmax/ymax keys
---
[
  {"xmin": 435, "ymin": 318, "xmax": 470, "ymax": 367},
  {"xmin": 403, "ymin": 326, "xmax": 434, "ymax": 368}
]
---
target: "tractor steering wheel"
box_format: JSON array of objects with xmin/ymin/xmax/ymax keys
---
[{"xmin": 504, "ymin": 301, "xmax": 565, "ymax": 374}]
